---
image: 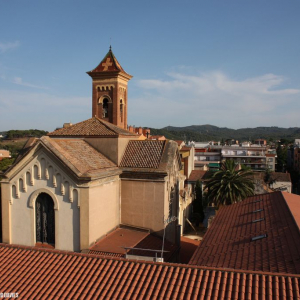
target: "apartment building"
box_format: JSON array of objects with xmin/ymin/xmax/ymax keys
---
[
  {"xmin": 192, "ymin": 142, "xmax": 221, "ymax": 171},
  {"xmin": 221, "ymin": 145, "xmax": 276, "ymax": 171},
  {"xmin": 190, "ymin": 142, "xmax": 276, "ymax": 171}
]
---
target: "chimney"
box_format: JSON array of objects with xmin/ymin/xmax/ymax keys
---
[
  {"xmin": 143, "ymin": 128, "xmax": 151, "ymax": 136},
  {"xmin": 63, "ymin": 123, "xmax": 72, "ymax": 128}
]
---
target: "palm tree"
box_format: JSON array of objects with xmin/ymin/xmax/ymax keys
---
[{"xmin": 204, "ymin": 160, "xmax": 254, "ymax": 207}]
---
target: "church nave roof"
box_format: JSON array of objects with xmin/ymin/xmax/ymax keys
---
[
  {"xmin": 120, "ymin": 140, "xmax": 166, "ymax": 169},
  {"xmin": 41, "ymin": 136, "xmax": 119, "ymax": 179},
  {"xmin": 48, "ymin": 117, "xmax": 137, "ymax": 137}
]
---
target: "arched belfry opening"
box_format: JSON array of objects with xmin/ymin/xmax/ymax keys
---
[
  {"xmin": 102, "ymin": 98, "xmax": 109, "ymax": 118},
  {"xmin": 120, "ymin": 99, "xmax": 123, "ymax": 122},
  {"xmin": 36, "ymin": 193, "xmax": 55, "ymax": 245},
  {"xmin": 87, "ymin": 47, "xmax": 132, "ymax": 129}
]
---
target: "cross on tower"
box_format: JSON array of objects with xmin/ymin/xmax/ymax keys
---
[{"xmin": 102, "ymin": 57, "xmax": 113, "ymax": 71}]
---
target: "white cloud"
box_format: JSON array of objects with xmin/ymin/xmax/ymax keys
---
[
  {"xmin": 1, "ymin": 70, "xmax": 299, "ymax": 132},
  {"xmin": 131, "ymin": 71, "xmax": 300, "ymax": 129},
  {"xmin": 0, "ymin": 41, "xmax": 20, "ymax": 53},
  {"xmin": 12, "ymin": 77, "xmax": 49, "ymax": 90}
]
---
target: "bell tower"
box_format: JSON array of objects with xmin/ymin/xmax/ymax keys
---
[{"xmin": 87, "ymin": 47, "xmax": 132, "ymax": 129}]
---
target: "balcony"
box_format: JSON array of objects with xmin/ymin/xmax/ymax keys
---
[
  {"xmin": 222, "ymin": 153, "xmax": 265, "ymax": 158},
  {"xmin": 238, "ymin": 159, "xmax": 266, "ymax": 164}
]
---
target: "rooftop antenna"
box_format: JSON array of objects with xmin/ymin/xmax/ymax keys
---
[{"xmin": 110, "ymin": 37, "xmax": 112, "ymax": 51}]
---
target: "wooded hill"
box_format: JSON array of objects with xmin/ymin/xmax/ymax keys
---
[
  {"xmin": 1, "ymin": 126, "xmax": 299, "ymax": 143},
  {"xmin": 0, "ymin": 130, "xmax": 48, "ymax": 139},
  {"xmin": 149, "ymin": 125, "xmax": 300, "ymax": 143}
]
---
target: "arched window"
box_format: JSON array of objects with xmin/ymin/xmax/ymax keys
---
[
  {"xmin": 102, "ymin": 98, "xmax": 109, "ymax": 118},
  {"xmin": 36, "ymin": 193, "xmax": 55, "ymax": 245}
]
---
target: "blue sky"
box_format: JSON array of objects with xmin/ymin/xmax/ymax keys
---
[{"xmin": 1, "ymin": 0, "xmax": 300, "ymax": 131}]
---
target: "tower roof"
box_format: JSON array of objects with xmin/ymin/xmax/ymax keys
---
[{"xmin": 87, "ymin": 47, "xmax": 132, "ymax": 78}]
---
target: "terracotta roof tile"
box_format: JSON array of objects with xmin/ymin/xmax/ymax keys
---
[
  {"xmin": 127, "ymin": 234, "xmax": 178, "ymax": 262},
  {"xmin": 120, "ymin": 140, "xmax": 166, "ymax": 169},
  {"xmin": 189, "ymin": 192, "xmax": 300, "ymax": 274},
  {"xmin": 89, "ymin": 228, "xmax": 149, "ymax": 255},
  {"xmin": 41, "ymin": 137, "xmax": 117, "ymax": 176},
  {"xmin": 187, "ymin": 170, "xmax": 208, "ymax": 181},
  {"xmin": 88, "ymin": 228, "xmax": 177, "ymax": 262},
  {"xmin": 175, "ymin": 140, "xmax": 184, "ymax": 146},
  {"xmin": 48, "ymin": 117, "xmax": 137, "ymax": 137},
  {"xmin": 88, "ymin": 251, "xmax": 124, "ymax": 258},
  {"xmin": 1, "ymin": 244, "xmax": 292, "ymax": 300},
  {"xmin": 180, "ymin": 237, "xmax": 200, "ymax": 264}
]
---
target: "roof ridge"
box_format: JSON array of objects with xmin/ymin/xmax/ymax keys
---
[
  {"xmin": 94, "ymin": 116, "xmax": 128, "ymax": 135},
  {"xmin": 47, "ymin": 117, "xmax": 136, "ymax": 137}
]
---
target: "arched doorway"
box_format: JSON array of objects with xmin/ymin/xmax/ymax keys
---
[{"xmin": 36, "ymin": 193, "xmax": 55, "ymax": 245}]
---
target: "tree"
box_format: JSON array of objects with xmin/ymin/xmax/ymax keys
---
[
  {"xmin": 204, "ymin": 160, "xmax": 255, "ymax": 207},
  {"xmin": 0, "ymin": 158, "xmax": 15, "ymax": 172},
  {"xmin": 192, "ymin": 180, "xmax": 205, "ymax": 225},
  {"xmin": 276, "ymin": 145, "xmax": 287, "ymax": 172},
  {"xmin": 264, "ymin": 167, "xmax": 275, "ymax": 187}
]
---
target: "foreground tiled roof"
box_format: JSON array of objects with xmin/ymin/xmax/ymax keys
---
[
  {"xmin": 120, "ymin": 140, "xmax": 166, "ymax": 169},
  {"xmin": 48, "ymin": 117, "xmax": 137, "ymax": 137},
  {"xmin": 41, "ymin": 136, "xmax": 117, "ymax": 177},
  {"xmin": 189, "ymin": 192, "xmax": 300, "ymax": 274},
  {"xmin": 180, "ymin": 237, "xmax": 201, "ymax": 264},
  {"xmin": 1, "ymin": 244, "xmax": 300, "ymax": 300}
]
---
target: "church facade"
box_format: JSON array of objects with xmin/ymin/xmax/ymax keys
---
[{"xmin": 1, "ymin": 49, "xmax": 183, "ymax": 253}]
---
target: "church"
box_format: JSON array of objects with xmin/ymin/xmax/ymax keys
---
[{"xmin": 0, "ymin": 48, "xmax": 184, "ymax": 256}]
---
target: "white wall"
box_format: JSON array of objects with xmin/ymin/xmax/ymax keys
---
[{"xmin": 9, "ymin": 149, "xmax": 80, "ymax": 251}]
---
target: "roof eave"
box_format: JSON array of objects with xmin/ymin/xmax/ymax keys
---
[
  {"xmin": 48, "ymin": 135, "xmax": 119, "ymax": 138},
  {"xmin": 86, "ymin": 70, "xmax": 133, "ymax": 81}
]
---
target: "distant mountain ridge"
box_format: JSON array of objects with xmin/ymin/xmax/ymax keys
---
[
  {"xmin": 149, "ymin": 125, "xmax": 300, "ymax": 142},
  {"xmin": 1, "ymin": 126, "xmax": 300, "ymax": 143}
]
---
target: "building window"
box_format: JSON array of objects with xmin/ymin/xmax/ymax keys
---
[{"xmin": 36, "ymin": 193, "xmax": 55, "ymax": 245}]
